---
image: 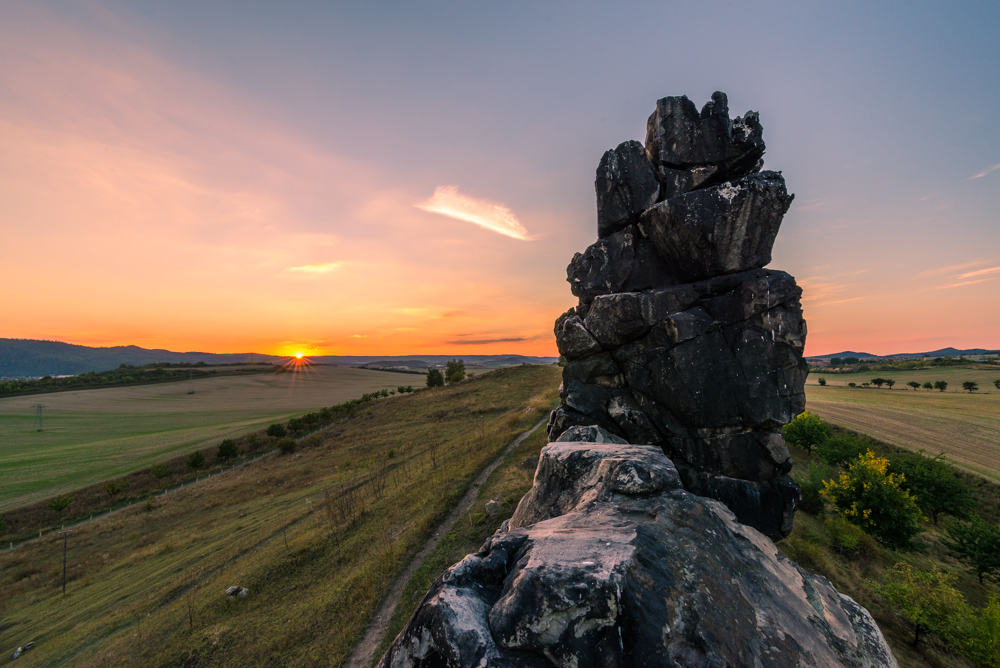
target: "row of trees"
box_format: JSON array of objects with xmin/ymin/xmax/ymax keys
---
[
  {"xmin": 818, "ymin": 377, "xmax": 998, "ymax": 392},
  {"xmin": 426, "ymin": 359, "xmax": 466, "ymax": 387}
]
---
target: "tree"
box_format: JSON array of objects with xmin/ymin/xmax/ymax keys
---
[
  {"xmin": 923, "ymin": 381, "xmax": 934, "ymax": 391},
  {"xmin": 935, "ymin": 380, "xmax": 948, "ymax": 392},
  {"xmin": 871, "ymin": 378, "xmax": 885, "ymax": 388},
  {"xmin": 187, "ymin": 451, "xmax": 205, "ymax": 469},
  {"xmin": 963, "ymin": 381, "xmax": 979, "ymax": 393},
  {"xmin": 47, "ymin": 494, "xmax": 74, "ymax": 518},
  {"xmin": 822, "ymin": 450, "xmax": 923, "ymax": 549},
  {"xmin": 994, "ymin": 379, "xmax": 1000, "ymax": 390},
  {"xmin": 908, "ymin": 381, "xmax": 921, "ymax": 391},
  {"xmin": 885, "ymin": 379, "xmax": 896, "ymax": 389},
  {"xmin": 217, "ymin": 439, "xmax": 238, "ymax": 460},
  {"xmin": 445, "ymin": 359, "xmax": 466, "ymax": 383},
  {"xmin": 830, "ymin": 357, "xmax": 843, "ymax": 366},
  {"xmin": 848, "ymin": 382, "xmax": 857, "ymax": 388},
  {"xmin": 943, "ymin": 516, "xmax": 1000, "ymax": 584},
  {"xmin": 781, "ymin": 411, "xmax": 831, "ymax": 455},
  {"xmin": 278, "ymin": 437, "xmax": 296, "ymax": 454},
  {"xmin": 266, "ymin": 423, "xmax": 287, "ymax": 437},
  {"xmin": 103, "ymin": 479, "xmax": 129, "ymax": 498},
  {"xmin": 0, "ymin": 515, "xmax": 8, "ymax": 535},
  {"xmin": 816, "ymin": 434, "xmax": 870, "ymax": 468},
  {"xmin": 890, "ymin": 452, "xmax": 975, "ymax": 524},
  {"xmin": 872, "ymin": 563, "xmax": 967, "ymax": 647},
  {"xmin": 817, "ymin": 377, "xmax": 826, "ymax": 386},
  {"xmin": 426, "ymin": 368, "xmax": 444, "ymax": 388},
  {"xmin": 150, "ymin": 463, "xmax": 173, "ymax": 479},
  {"xmin": 960, "ymin": 595, "xmax": 1000, "ymax": 668}
]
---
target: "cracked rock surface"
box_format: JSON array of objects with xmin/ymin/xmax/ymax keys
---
[
  {"xmin": 551, "ymin": 92, "xmax": 806, "ymax": 538},
  {"xmin": 378, "ymin": 443, "xmax": 897, "ymax": 668}
]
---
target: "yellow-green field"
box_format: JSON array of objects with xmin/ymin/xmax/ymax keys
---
[
  {"xmin": 805, "ymin": 366, "xmax": 1000, "ymax": 480},
  {"xmin": 0, "ymin": 366, "xmax": 413, "ymax": 511},
  {"xmin": 0, "ymin": 364, "xmax": 560, "ymax": 667}
]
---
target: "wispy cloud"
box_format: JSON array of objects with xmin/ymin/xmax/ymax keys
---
[
  {"xmin": 448, "ymin": 337, "xmax": 527, "ymax": 345},
  {"xmin": 971, "ymin": 163, "xmax": 1000, "ymax": 180},
  {"xmin": 935, "ymin": 278, "xmax": 991, "ymax": 289},
  {"xmin": 958, "ymin": 265, "xmax": 1000, "ymax": 279},
  {"xmin": 416, "ymin": 185, "xmax": 532, "ymax": 240},
  {"xmin": 288, "ymin": 262, "xmax": 343, "ymax": 274},
  {"xmin": 916, "ymin": 259, "xmax": 989, "ymax": 278}
]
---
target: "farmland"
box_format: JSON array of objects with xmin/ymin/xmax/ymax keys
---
[
  {"xmin": 805, "ymin": 366, "xmax": 1000, "ymax": 480},
  {"xmin": 0, "ymin": 365, "xmax": 414, "ymax": 511},
  {"xmin": 0, "ymin": 364, "xmax": 560, "ymax": 667}
]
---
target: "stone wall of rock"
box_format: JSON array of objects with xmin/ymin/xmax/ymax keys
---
[
  {"xmin": 378, "ymin": 442, "xmax": 898, "ymax": 668},
  {"xmin": 550, "ymin": 92, "xmax": 808, "ymax": 538}
]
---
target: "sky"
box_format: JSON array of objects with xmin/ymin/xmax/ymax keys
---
[{"xmin": 1, "ymin": 1, "xmax": 998, "ymax": 357}]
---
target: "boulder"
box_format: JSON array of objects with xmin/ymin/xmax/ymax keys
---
[
  {"xmin": 595, "ymin": 140, "xmax": 660, "ymax": 238},
  {"xmin": 379, "ymin": 444, "xmax": 897, "ymax": 668},
  {"xmin": 566, "ymin": 224, "xmax": 677, "ymax": 304}
]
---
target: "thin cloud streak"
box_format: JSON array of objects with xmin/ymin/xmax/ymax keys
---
[
  {"xmin": 288, "ymin": 262, "xmax": 344, "ymax": 273},
  {"xmin": 416, "ymin": 185, "xmax": 532, "ymax": 241},
  {"xmin": 958, "ymin": 265, "xmax": 1000, "ymax": 279},
  {"xmin": 971, "ymin": 163, "xmax": 1000, "ymax": 179},
  {"xmin": 448, "ymin": 337, "xmax": 527, "ymax": 345}
]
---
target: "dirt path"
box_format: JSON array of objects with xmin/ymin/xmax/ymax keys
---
[{"xmin": 343, "ymin": 418, "xmax": 547, "ymax": 668}]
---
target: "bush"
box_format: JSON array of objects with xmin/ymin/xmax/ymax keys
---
[
  {"xmin": 266, "ymin": 423, "xmax": 287, "ymax": 438},
  {"xmin": 782, "ymin": 411, "xmax": 831, "ymax": 454},
  {"xmin": 426, "ymin": 369, "xmax": 444, "ymax": 388},
  {"xmin": 217, "ymin": 439, "xmax": 239, "ymax": 460},
  {"xmin": 822, "ymin": 450, "xmax": 924, "ymax": 550},
  {"xmin": 889, "ymin": 452, "xmax": 975, "ymax": 524},
  {"xmin": 943, "ymin": 516, "xmax": 1000, "ymax": 584},
  {"xmin": 103, "ymin": 479, "xmax": 129, "ymax": 497},
  {"xmin": 150, "ymin": 462, "xmax": 173, "ymax": 479},
  {"xmin": 445, "ymin": 359, "xmax": 466, "ymax": 383},
  {"xmin": 872, "ymin": 563, "xmax": 967, "ymax": 647},
  {"xmin": 187, "ymin": 451, "xmax": 205, "ymax": 469},
  {"xmin": 816, "ymin": 434, "xmax": 870, "ymax": 468},
  {"xmin": 0, "ymin": 515, "xmax": 8, "ymax": 535},
  {"xmin": 824, "ymin": 515, "xmax": 879, "ymax": 561},
  {"xmin": 960, "ymin": 595, "xmax": 1000, "ymax": 667},
  {"xmin": 798, "ymin": 464, "xmax": 828, "ymax": 515},
  {"xmin": 277, "ymin": 437, "xmax": 296, "ymax": 455},
  {"xmin": 817, "ymin": 377, "xmax": 826, "ymax": 386}
]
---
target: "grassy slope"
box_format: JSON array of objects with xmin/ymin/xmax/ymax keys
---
[
  {"xmin": 804, "ymin": 368, "xmax": 1000, "ymax": 480},
  {"xmin": 0, "ymin": 366, "xmax": 410, "ymax": 510},
  {"xmin": 0, "ymin": 364, "xmax": 561, "ymax": 667}
]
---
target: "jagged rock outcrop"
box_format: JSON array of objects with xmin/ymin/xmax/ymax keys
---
[
  {"xmin": 551, "ymin": 92, "xmax": 807, "ymax": 538},
  {"xmin": 378, "ymin": 443, "xmax": 898, "ymax": 668}
]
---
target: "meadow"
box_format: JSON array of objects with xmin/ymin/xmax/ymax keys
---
[
  {"xmin": 0, "ymin": 364, "xmax": 561, "ymax": 667},
  {"xmin": 805, "ymin": 366, "xmax": 1000, "ymax": 480},
  {"xmin": 0, "ymin": 365, "xmax": 412, "ymax": 511}
]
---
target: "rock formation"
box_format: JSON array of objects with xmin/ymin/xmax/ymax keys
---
[
  {"xmin": 377, "ymin": 94, "xmax": 897, "ymax": 668},
  {"xmin": 379, "ymin": 443, "xmax": 897, "ymax": 668},
  {"xmin": 550, "ymin": 92, "xmax": 807, "ymax": 538}
]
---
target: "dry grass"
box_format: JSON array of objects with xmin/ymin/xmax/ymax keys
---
[
  {"xmin": 0, "ymin": 365, "xmax": 411, "ymax": 510},
  {"xmin": 0, "ymin": 364, "xmax": 561, "ymax": 667}
]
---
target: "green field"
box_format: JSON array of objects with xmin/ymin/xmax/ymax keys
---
[
  {"xmin": 805, "ymin": 365, "xmax": 1000, "ymax": 480},
  {"xmin": 0, "ymin": 365, "xmax": 560, "ymax": 667},
  {"xmin": 0, "ymin": 366, "xmax": 413, "ymax": 511}
]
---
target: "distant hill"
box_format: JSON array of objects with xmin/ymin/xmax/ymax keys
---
[
  {"xmin": 0, "ymin": 339, "xmax": 558, "ymax": 378},
  {"xmin": 807, "ymin": 347, "xmax": 1000, "ymax": 361}
]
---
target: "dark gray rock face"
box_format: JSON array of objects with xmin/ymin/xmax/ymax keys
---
[
  {"xmin": 554, "ymin": 93, "xmax": 806, "ymax": 538},
  {"xmin": 379, "ymin": 444, "xmax": 898, "ymax": 668}
]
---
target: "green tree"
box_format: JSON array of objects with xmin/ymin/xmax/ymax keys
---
[
  {"xmin": 848, "ymin": 382, "xmax": 857, "ymax": 388},
  {"xmin": 822, "ymin": 450, "xmax": 923, "ymax": 549},
  {"xmin": 277, "ymin": 437, "xmax": 296, "ymax": 455},
  {"xmin": 994, "ymin": 379, "xmax": 1000, "ymax": 390},
  {"xmin": 963, "ymin": 381, "xmax": 979, "ymax": 393},
  {"xmin": 445, "ymin": 359, "xmax": 466, "ymax": 383},
  {"xmin": 187, "ymin": 451, "xmax": 205, "ymax": 469},
  {"xmin": 217, "ymin": 439, "xmax": 238, "ymax": 460},
  {"xmin": 103, "ymin": 479, "xmax": 129, "ymax": 498},
  {"xmin": 782, "ymin": 411, "xmax": 831, "ymax": 455},
  {"xmin": 816, "ymin": 434, "xmax": 870, "ymax": 468},
  {"xmin": 908, "ymin": 381, "xmax": 921, "ymax": 390},
  {"xmin": 46, "ymin": 494, "xmax": 74, "ymax": 518},
  {"xmin": 935, "ymin": 380, "xmax": 948, "ymax": 392},
  {"xmin": 797, "ymin": 464, "xmax": 828, "ymax": 514},
  {"xmin": 817, "ymin": 377, "xmax": 826, "ymax": 386},
  {"xmin": 150, "ymin": 462, "xmax": 173, "ymax": 479},
  {"xmin": 960, "ymin": 595, "xmax": 1000, "ymax": 668},
  {"xmin": 557, "ymin": 356, "xmax": 568, "ymax": 367},
  {"xmin": 943, "ymin": 516, "xmax": 1000, "ymax": 584},
  {"xmin": 885, "ymin": 378, "xmax": 896, "ymax": 389},
  {"xmin": 830, "ymin": 357, "xmax": 843, "ymax": 366},
  {"xmin": 923, "ymin": 381, "xmax": 934, "ymax": 391},
  {"xmin": 426, "ymin": 368, "xmax": 444, "ymax": 388},
  {"xmin": 266, "ymin": 423, "xmax": 287, "ymax": 438},
  {"xmin": 0, "ymin": 515, "xmax": 8, "ymax": 535},
  {"xmin": 871, "ymin": 378, "xmax": 885, "ymax": 388},
  {"xmin": 890, "ymin": 452, "xmax": 975, "ymax": 524},
  {"xmin": 872, "ymin": 563, "xmax": 967, "ymax": 647}
]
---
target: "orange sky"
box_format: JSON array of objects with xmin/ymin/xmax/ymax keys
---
[{"xmin": 2, "ymin": 3, "xmax": 999, "ymax": 358}]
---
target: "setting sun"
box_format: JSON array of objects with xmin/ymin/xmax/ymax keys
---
[{"xmin": 295, "ymin": 352, "xmax": 303, "ymax": 359}]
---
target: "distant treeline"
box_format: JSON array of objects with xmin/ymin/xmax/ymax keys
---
[
  {"xmin": 0, "ymin": 362, "xmax": 269, "ymax": 397},
  {"xmin": 819, "ymin": 355, "xmax": 1000, "ymax": 373}
]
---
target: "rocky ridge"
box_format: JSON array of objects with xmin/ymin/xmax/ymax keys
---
[{"xmin": 551, "ymin": 92, "xmax": 807, "ymax": 538}]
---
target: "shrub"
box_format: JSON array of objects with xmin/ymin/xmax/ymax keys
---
[
  {"xmin": 817, "ymin": 377, "xmax": 826, "ymax": 386},
  {"xmin": 103, "ymin": 479, "xmax": 129, "ymax": 497},
  {"xmin": 266, "ymin": 423, "xmax": 287, "ymax": 438},
  {"xmin": 445, "ymin": 359, "xmax": 466, "ymax": 383},
  {"xmin": 816, "ymin": 434, "xmax": 870, "ymax": 468},
  {"xmin": 798, "ymin": 464, "xmax": 828, "ymax": 515},
  {"xmin": 890, "ymin": 452, "xmax": 975, "ymax": 524},
  {"xmin": 822, "ymin": 450, "xmax": 923, "ymax": 550},
  {"xmin": 426, "ymin": 369, "xmax": 444, "ymax": 388},
  {"xmin": 782, "ymin": 411, "xmax": 830, "ymax": 454},
  {"xmin": 277, "ymin": 437, "xmax": 296, "ymax": 455},
  {"xmin": 0, "ymin": 515, "xmax": 8, "ymax": 535},
  {"xmin": 46, "ymin": 494, "xmax": 74, "ymax": 517},
  {"xmin": 872, "ymin": 563, "xmax": 967, "ymax": 647},
  {"xmin": 217, "ymin": 439, "xmax": 239, "ymax": 460},
  {"xmin": 960, "ymin": 595, "xmax": 1000, "ymax": 667},
  {"xmin": 142, "ymin": 499, "xmax": 155, "ymax": 512},
  {"xmin": 150, "ymin": 463, "xmax": 173, "ymax": 479},
  {"xmin": 943, "ymin": 516, "xmax": 1000, "ymax": 584},
  {"xmin": 187, "ymin": 451, "xmax": 205, "ymax": 469},
  {"xmin": 824, "ymin": 515, "xmax": 879, "ymax": 561}
]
